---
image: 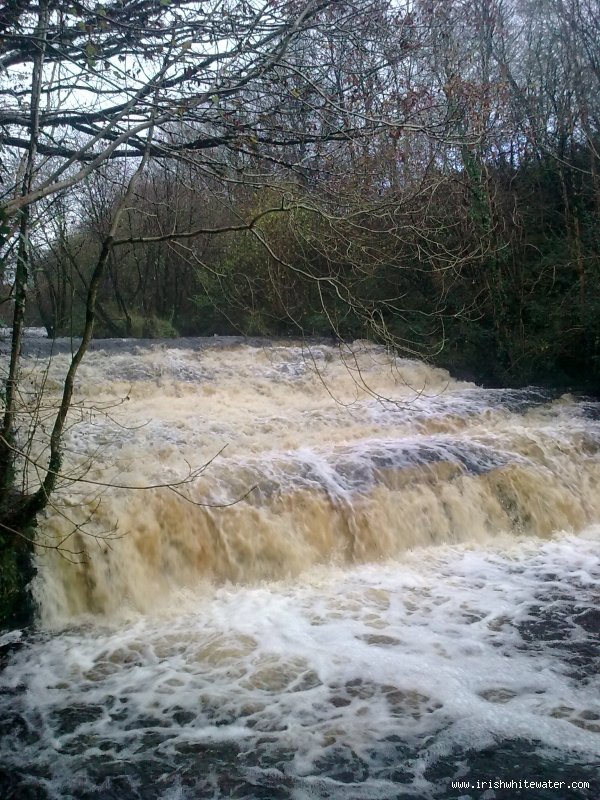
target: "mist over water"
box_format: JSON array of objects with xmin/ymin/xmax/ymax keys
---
[{"xmin": 1, "ymin": 339, "xmax": 599, "ymax": 798}]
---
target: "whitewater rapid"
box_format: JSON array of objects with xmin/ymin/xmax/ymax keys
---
[{"xmin": 0, "ymin": 338, "xmax": 598, "ymax": 798}]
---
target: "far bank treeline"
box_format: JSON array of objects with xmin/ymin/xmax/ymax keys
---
[
  {"xmin": 29, "ymin": 141, "xmax": 600, "ymax": 391},
  {"xmin": 5, "ymin": 0, "xmax": 600, "ymax": 394},
  {"xmin": 0, "ymin": 0, "xmax": 599, "ymax": 625}
]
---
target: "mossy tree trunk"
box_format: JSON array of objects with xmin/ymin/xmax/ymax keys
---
[{"xmin": 0, "ymin": 123, "xmax": 154, "ymax": 629}]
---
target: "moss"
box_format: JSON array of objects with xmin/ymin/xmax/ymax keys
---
[
  {"xmin": 0, "ymin": 530, "xmax": 36, "ymax": 630},
  {"xmin": 141, "ymin": 314, "xmax": 178, "ymax": 339}
]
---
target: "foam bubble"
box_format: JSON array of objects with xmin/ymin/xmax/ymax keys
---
[{"xmin": 1, "ymin": 533, "xmax": 598, "ymax": 798}]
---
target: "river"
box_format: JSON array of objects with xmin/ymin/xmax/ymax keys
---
[{"xmin": 0, "ymin": 338, "xmax": 598, "ymax": 798}]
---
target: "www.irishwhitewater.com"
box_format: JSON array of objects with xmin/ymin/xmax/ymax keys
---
[{"xmin": 451, "ymin": 779, "xmax": 591, "ymax": 790}]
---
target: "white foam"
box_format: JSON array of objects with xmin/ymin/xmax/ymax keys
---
[
  {"xmin": 1, "ymin": 532, "xmax": 598, "ymax": 797},
  {"xmin": 0, "ymin": 340, "xmax": 591, "ymax": 621},
  {"xmin": 2, "ymin": 339, "xmax": 599, "ymax": 796}
]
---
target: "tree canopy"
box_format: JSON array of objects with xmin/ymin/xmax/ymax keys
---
[{"xmin": 1, "ymin": 0, "xmax": 600, "ymax": 623}]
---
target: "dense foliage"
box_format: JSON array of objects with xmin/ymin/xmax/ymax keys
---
[
  {"xmin": 11, "ymin": 0, "xmax": 598, "ymax": 390},
  {"xmin": 1, "ymin": 0, "xmax": 600, "ymax": 622}
]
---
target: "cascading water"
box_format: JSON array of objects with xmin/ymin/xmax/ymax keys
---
[{"xmin": 1, "ymin": 338, "xmax": 598, "ymax": 799}]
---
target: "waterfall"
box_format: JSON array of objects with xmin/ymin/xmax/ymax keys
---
[{"xmin": 1, "ymin": 338, "xmax": 598, "ymax": 799}]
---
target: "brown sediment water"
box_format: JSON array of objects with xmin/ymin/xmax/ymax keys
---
[
  {"xmin": 1, "ymin": 337, "xmax": 598, "ymax": 799},
  {"xmin": 30, "ymin": 339, "xmax": 600, "ymax": 623}
]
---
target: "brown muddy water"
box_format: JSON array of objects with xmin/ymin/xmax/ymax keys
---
[{"xmin": 0, "ymin": 337, "xmax": 598, "ymax": 799}]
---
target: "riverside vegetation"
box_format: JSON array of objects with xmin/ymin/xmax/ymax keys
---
[{"xmin": 1, "ymin": 0, "xmax": 600, "ymax": 626}]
